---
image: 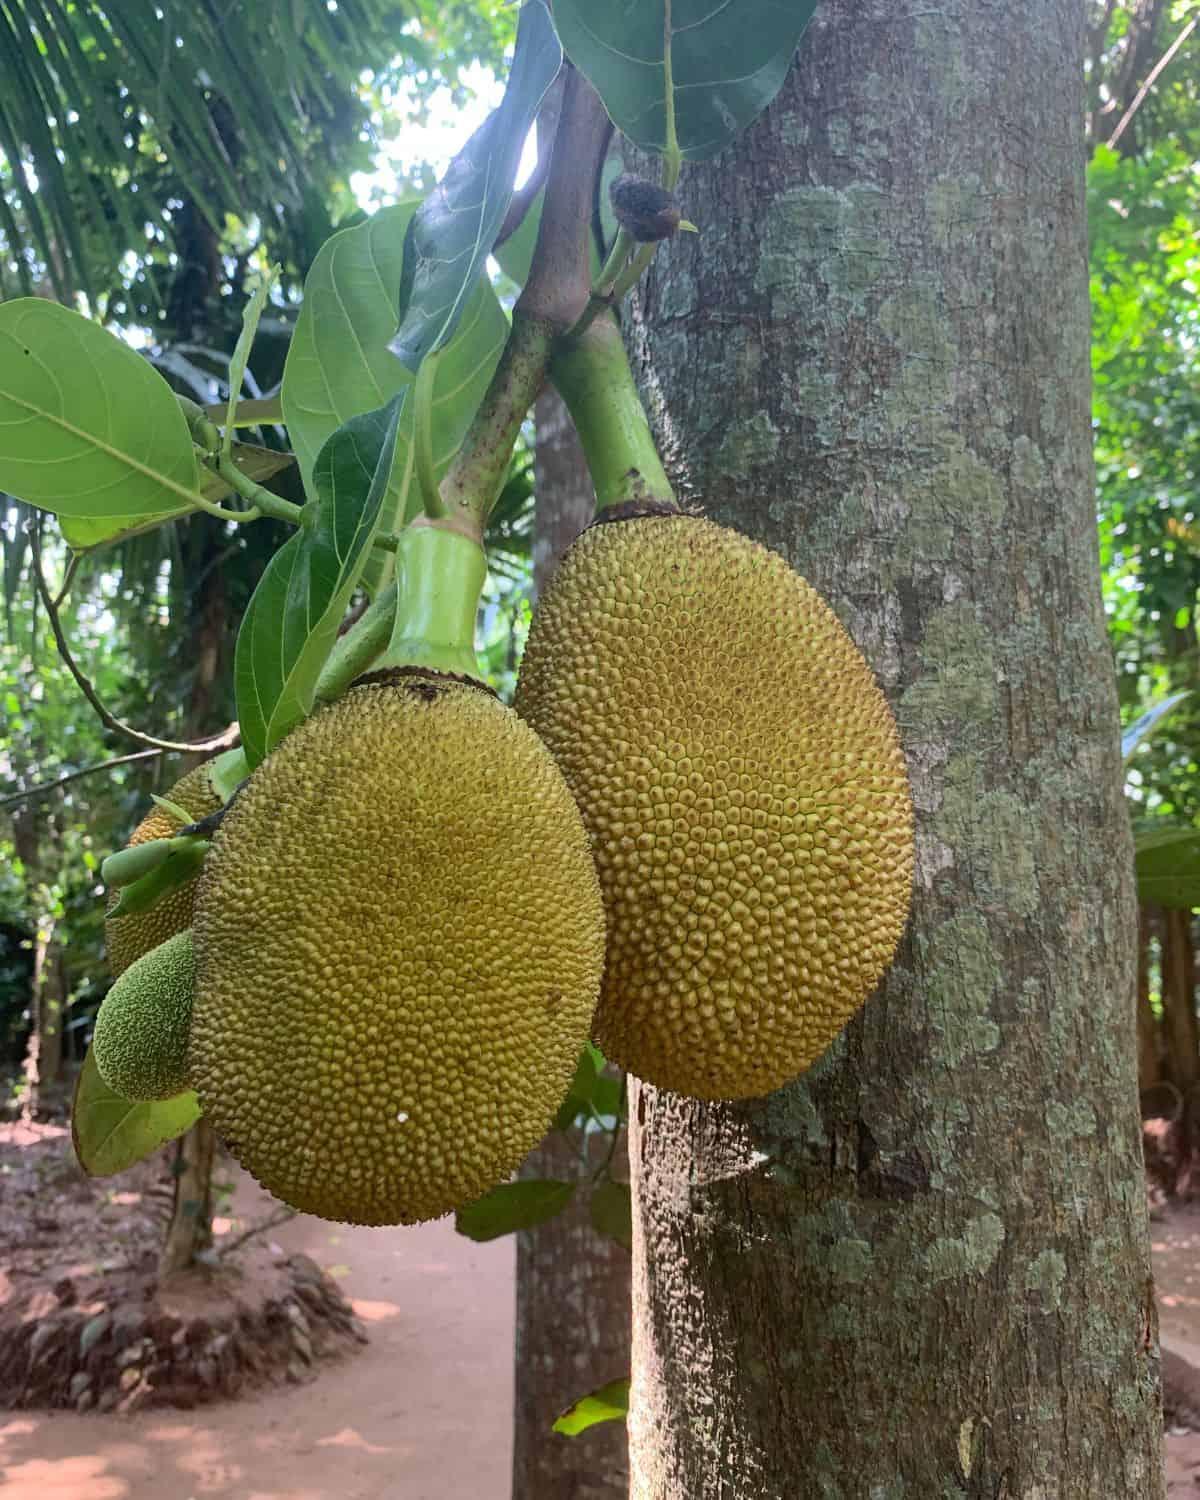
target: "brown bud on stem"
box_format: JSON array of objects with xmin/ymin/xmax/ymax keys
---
[{"xmin": 609, "ymin": 174, "xmax": 693, "ymax": 242}]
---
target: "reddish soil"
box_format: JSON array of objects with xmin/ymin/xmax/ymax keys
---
[
  {"xmin": 7, "ymin": 1117, "xmax": 1200, "ymax": 1495},
  {"xmin": 0, "ymin": 1124, "xmax": 514, "ymax": 1499}
]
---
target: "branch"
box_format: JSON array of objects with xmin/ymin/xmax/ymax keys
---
[
  {"xmin": 1107, "ymin": 14, "xmax": 1197, "ymax": 149},
  {"xmin": 28, "ymin": 527, "xmax": 239, "ymax": 755},
  {"xmin": 217, "ymin": 1206, "xmax": 297, "ymax": 1259},
  {"xmin": 0, "ymin": 748, "xmax": 164, "ymax": 810}
]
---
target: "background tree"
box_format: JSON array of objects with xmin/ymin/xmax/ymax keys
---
[{"xmin": 625, "ymin": 2, "xmax": 1163, "ymax": 1493}]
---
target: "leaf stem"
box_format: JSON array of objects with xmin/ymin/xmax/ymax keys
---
[{"xmin": 413, "ymin": 349, "xmax": 447, "ymax": 521}]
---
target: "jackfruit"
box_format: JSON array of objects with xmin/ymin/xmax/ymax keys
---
[
  {"xmin": 516, "ymin": 512, "xmax": 914, "ymax": 1100},
  {"xmin": 106, "ymin": 764, "xmax": 221, "ymax": 977},
  {"xmin": 188, "ymin": 671, "xmax": 606, "ymax": 1227},
  {"xmin": 92, "ymin": 929, "xmax": 196, "ymax": 1100}
]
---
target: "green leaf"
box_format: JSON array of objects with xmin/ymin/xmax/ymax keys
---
[
  {"xmin": 455, "ymin": 1179, "xmax": 576, "ymax": 1242},
  {"xmin": 389, "ymin": 0, "xmax": 562, "ymax": 371},
  {"xmin": 235, "ymin": 393, "xmax": 406, "ymax": 769},
  {"xmin": 0, "ymin": 300, "xmax": 202, "ymax": 546},
  {"xmin": 554, "ymin": 0, "xmax": 817, "ymax": 161},
  {"xmin": 281, "ymin": 203, "xmax": 506, "ymax": 558},
  {"xmin": 552, "ymin": 1377, "xmax": 630, "ymax": 1437},
  {"xmin": 1135, "ymin": 826, "xmax": 1200, "ymax": 910},
  {"xmin": 589, "ymin": 1179, "xmax": 632, "ymax": 1251},
  {"xmin": 71, "ymin": 1048, "xmax": 200, "ymax": 1178},
  {"xmin": 1122, "ymin": 691, "xmax": 1191, "ymax": 763},
  {"xmin": 554, "ymin": 1044, "xmax": 601, "ymax": 1130}
]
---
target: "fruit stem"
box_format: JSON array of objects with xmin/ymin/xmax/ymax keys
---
[
  {"xmin": 314, "ymin": 585, "xmax": 399, "ymax": 703},
  {"xmin": 551, "ymin": 316, "xmax": 675, "ymax": 512},
  {"xmin": 374, "ymin": 521, "xmax": 487, "ymax": 680}
]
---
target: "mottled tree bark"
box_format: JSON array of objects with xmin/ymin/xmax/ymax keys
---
[
  {"xmin": 625, "ymin": 3, "xmax": 1163, "ymax": 1494},
  {"xmin": 511, "ymin": 389, "xmax": 631, "ymax": 1500}
]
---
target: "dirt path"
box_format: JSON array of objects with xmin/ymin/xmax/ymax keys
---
[{"xmin": 0, "ymin": 1177, "xmax": 515, "ymax": 1500}]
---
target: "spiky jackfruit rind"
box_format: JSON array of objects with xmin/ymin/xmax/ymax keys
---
[
  {"xmin": 105, "ymin": 765, "xmax": 222, "ymax": 978},
  {"xmin": 516, "ymin": 513, "xmax": 915, "ymax": 1100},
  {"xmin": 92, "ymin": 929, "xmax": 197, "ymax": 1101},
  {"xmin": 189, "ymin": 676, "xmax": 606, "ymax": 1227}
]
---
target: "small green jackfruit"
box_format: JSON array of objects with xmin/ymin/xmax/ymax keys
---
[
  {"xmin": 92, "ymin": 929, "xmax": 196, "ymax": 1100},
  {"xmin": 105, "ymin": 764, "xmax": 221, "ymax": 977},
  {"xmin": 516, "ymin": 512, "xmax": 915, "ymax": 1100},
  {"xmin": 189, "ymin": 672, "xmax": 606, "ymax": 1227}
]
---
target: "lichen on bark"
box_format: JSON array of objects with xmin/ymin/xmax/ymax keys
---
[{"xmin": 623, "ymin": 2, "xmax": 1164, "ymax": 1496}]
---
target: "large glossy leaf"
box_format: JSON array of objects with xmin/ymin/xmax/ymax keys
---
[
  {"xmin": 389, "ymin": 0, "xmax": 561, "ymax": 371},
  {"xmin": 72, "ymin": 1048, "xmax": 201, "ymax": 1178},
  {"xmin": 281, "ymin": 203, "xmax": 507, "ymax": 545},
  {"xmin": 555, "ymin": 1, "xmax": 817, "ymax": 161},
  {"xmin": 235, "ymin": 393, "xmax": 405, "ymax": 768},
  {"xmin": 552, "ymin": 1377, "xmax": 631, "ymax": 1437},
  {"xmin": 0, "ymin": 299, "xmax": 202, "ymax": 547},
  {"xmin": 1135, "ymin": 825, "xmax": 1200, "ymax": 910},
  {"xmin": 455, "ymin": 1179, "xmax": 576, "ymax": 1242},
  {"xmin": 1122, "ymin": 691, "xmax": 1191, "ymax": 763}
]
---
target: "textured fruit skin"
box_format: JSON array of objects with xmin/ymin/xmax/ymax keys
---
[
  {"xmin": 105, "ymin": 765, "xmax": 221, "ymax": 978},
  {"xmin": 516, "ymin": 514, "xmax": 915, "ymax": 1100},
  {"xmin": 189, "ymin": 675, "xmax": 606, "ymax": 1227},
  {"xmin": 93, "ymin": 929, "xmax": 196, "ymax": 1100}
]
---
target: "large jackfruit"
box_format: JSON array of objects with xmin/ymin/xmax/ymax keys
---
[
  {"xmin": 516, "ymin": 512, "xmax": 914, "ymax": 1100},
  {"xmin": 189, "ymin": 672, "xmax": 606, "ymax": 1227},
  {"xmin": 105, "ymin": 764, "xmax": 221, "ymax": 977},
  {"xmin": 92, "ymin": 929, "xmax": 196, "ymax": 1100}
]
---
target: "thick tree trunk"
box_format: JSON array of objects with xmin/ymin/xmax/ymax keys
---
[
  {"xmin": 511, "ymin": 389, "xmax": 631, "ymax": 1500},
  {"xmin": 625, "ymin": 3, "xmax": 1163, "ymax": 1495}
]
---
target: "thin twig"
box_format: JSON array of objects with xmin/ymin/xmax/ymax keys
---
[
  {"xmin": 1108, "ymin": 15, "xmax": 1197, "ymax": 149},
  {"xmin": 52, "ymin": 551, "xmax": 80, "ymax": 610},
  {"xmin": 217, "ymin": 1206, "xmax": 297, "ymax": 1259},
  {"xmin": 0, "ymin": 748, "xmax": 166, "ymax": 810},
  {"xmin": 28, "ymin": 526, "xmax": 239, "ymax": 755}
]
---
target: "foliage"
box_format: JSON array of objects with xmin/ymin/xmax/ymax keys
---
[{"xmin": 0, "ymin": 0, "xmax": 514, "ymax": 303}]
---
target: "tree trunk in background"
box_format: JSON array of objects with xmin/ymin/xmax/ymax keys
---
[
  {"xmin": 511, "ymin": 388, "xmax": 631, "ymax": 1500},
  {"xmin": 10, "ymin": 800, "xmax": 64, "ymax": 1114},
  {"xmin": 1160, "ymin": 907, "xmax": 1198, "ymax": 1096},
  {"xmin": 159, "ymin": 543, "xmax": 226, "ymax": 1281},
  {"xmin": 1137, "ymin": 907, "xmax": 1162, "ymax": 1093},
  {"xmin": 625, "ymin": 3, "xmax": 1163, "ymax": 1494}
]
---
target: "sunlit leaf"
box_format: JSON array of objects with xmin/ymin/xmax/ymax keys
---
[
  {"xmin": 554, "ymin": 0, "xmax": 817, "ymax": 161},
  {"xmin": 281, "ymin": 202, "xmax": 506, "ymax": 594},
  {"xmin": 1122, "ymin": 692, "xmax": 1191, "ymax": 763},
  {"xmin": 389, "ymin": 0, "xmax": 561, "ymax": 370},
  {"xmin": 72, "ymin": 1048, "xmax": 200, "ymax": 1178},
  {"xmin": 552, "ymin": 1377, "xmax": 630, "ymax": 1437},
  {"xmin": 0, "ymin": 300, "xmax": 202, "ymax": 547},
  {"xmin": 455, "ymin": 1178, "xmax": 576, "ymax": 1241},
  {"xmin": 235, "ymin": 393, "xmax": 405, "ymax": 768}
]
